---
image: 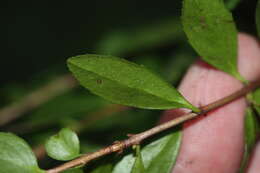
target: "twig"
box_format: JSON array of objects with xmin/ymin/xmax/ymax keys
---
[
  {"xmin": 0, "ymin": 74, "xmax": 77, "ymax": 126},
  {"xmin": 46, "ymin": 79, "xmax": 260, "ymax": 173}
]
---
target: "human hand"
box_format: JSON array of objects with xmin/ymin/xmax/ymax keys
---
[{"xmin": 160, "ymin": 33, "xmax": 260, "ymax": 173}]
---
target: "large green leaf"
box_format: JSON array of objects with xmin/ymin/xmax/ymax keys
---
[
  {"xmin": 256, "ymin": 0, "xmax": 260, "ymax": 38},
  {"xmin": 131, "ymin": 145, "xmax": 146, "ymax": 173},
  {"xmin": 67, "ymin": 55, "xmax": 199, "ymax": 112},
  {"xmin": 112, "ymin": 129, "xmax": 181, "ymax": 173},
  {"xmin": 182, "ymin": 0, "xmax": 243, "ymax": 81},
  {"xmin": 239, "ymin": 107, "xmax": 259, "ymax": 172},
  {"xmin": 0, "ymin": 133, "xmax": 43, "ymax": 173},
  {"xmin": 45, "ymin": 128, "xmax": 80, "ymax": 161}
]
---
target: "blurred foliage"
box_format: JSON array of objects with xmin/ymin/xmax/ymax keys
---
[
  {"xmin": 95, "ymin": 18, "xmax": 184, "ymax": 56},
  {"xmin": 225, "ymin": 0, "xmax": 241, "ymax": 10},
  {"xmin": 257, "ymin": 0, "xmax": 260, "ymax": 37},
  {"xmin": 2, "ymin": 0, "xmax": 259, "ymax": 171}
]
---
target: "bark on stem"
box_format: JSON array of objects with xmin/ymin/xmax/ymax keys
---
[{"xmin": 46, "ymin": 79, "xmax": 260, "ymax": 173}]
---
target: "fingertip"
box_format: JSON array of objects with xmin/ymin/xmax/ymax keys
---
[{"xmin": 238, "ymin": 33, "xmax": 260, "ymax": 81}]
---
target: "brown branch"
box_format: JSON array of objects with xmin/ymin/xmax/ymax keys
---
[
  {"xmin": 0, "ymin": 74, "xmax": 77, "ymax": 126},
  {"xmin": 46, "ymin": 79, "xmax": 260, "ymax": 173}
]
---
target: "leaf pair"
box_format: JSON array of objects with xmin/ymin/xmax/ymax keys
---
[
  {"xmin": 68, "ymin": 0, "xmax": 251, "ymax": 113},
  {"xmin": 0, "ymin": 129, "xmax": 82, "ymax": 173},
  {"xmin": 0, "ymin": 128, "xmax": 81, "ymax": 173}
]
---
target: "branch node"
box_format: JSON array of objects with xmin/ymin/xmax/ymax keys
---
[{"xmin": 112, "ymin": 141, "xmax": 124, "ymax": 154}]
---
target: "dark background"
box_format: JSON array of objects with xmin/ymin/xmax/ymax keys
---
[{"xmin": 2, "ymin": 0, "xmax": 258, "ymax": 84}]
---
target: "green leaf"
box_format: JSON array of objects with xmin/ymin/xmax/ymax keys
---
[
  {"xmin": 224, "ymin": 0, "xmax": 241, "ymax": 10},
  {"xmin": 256, "ymin": 0, "xmax": 260, "ymax": 38},
  {"xmin": 252, "ymin": 88, "xmax": 260, "ymax": 115},
  {"xmin": 45, "ymin": 128, "xmax": 80, "ymax": 161},
  {"xmin": 0, "ymin": 132, "xmax": 43, "ymax": 173},
  {"xmin": 145, "ymin": 132, "xmax": 181, "ymax": 173},
  {"xmin": 67, "ymin": 54, "xmax": 199, "ymax": 112},
  {"xmin": 239, "ymin": 107, "xmax": 259, "ymax": 173},
  {"xmin": 182, "ymin": 0, "xmax": 243, "ymax": 81},
  {"xmin": 131, "ymin": 145, "xmax": 146, "ymax": 173},
  {"xmin": 112, "ymin": 128, "xmax": 181, "ymax": 173}
]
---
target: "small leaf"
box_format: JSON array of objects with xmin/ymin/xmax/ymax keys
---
[
  {"xmin": 131, "ymin": 145, "xmax": 146, "ymax": 173},
  {"xmin": 257, "ymin": 0, "xmax": 260, "ymax": 38},
  {"xmin": 239, "ymin": 107, "xmax": 259, "ymax": 173},
  {"xmin": 45, "ymin": 128, "xmax": 80, "ymax": 161},
  {"xmin": 67, "ymin": 54, "xmax": 199, "ymax": 112},
  {"xmin": 112, "ymin": 128, "xmax": 181, "ymax": 173},
  {"xmin": 0, "ymin": 132, "xmax": 43, "ymax": 173},
  {"xmin": 182, "ymin": 0, "xmax": 244, "ymax": 81},
  {"xmin": 224, "ymin": 0, "xmax": 241, "ymax": 10}
]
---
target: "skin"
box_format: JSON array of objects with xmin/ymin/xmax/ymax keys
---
[
  {"xmin": 247, "ymin": 141, "xmax": 260, "ymax": 173},
  {"xmin": 160, "ymin": 33, "xmax": 260, "ymax": 173}
]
